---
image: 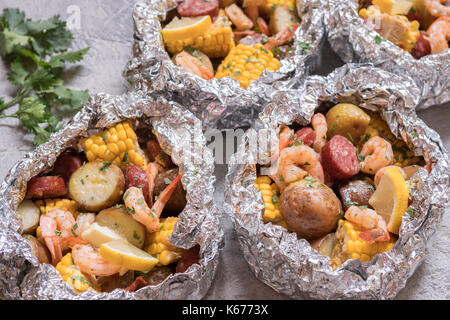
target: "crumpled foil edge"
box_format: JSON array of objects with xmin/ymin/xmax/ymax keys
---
[
  {"xmin": 224, "ymin": 63, "xmax": 449, "ymax": 299},
  {"xmin": 0, "ymin": 92, "xmax": 223, "ymax": 300}
]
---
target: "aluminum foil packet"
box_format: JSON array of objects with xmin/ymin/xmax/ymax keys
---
[
  {"xmin": 326, "ymin": 0, "xmax": 450, "ymax": 109},
  {"xmin": 124, "ymin": 0, "xmax": 327, "ymax": 129},
  {"xmin": 225, "ymin": 63, "xmax": 449, "ymax": 299},
  {"xmin": 0, "ymin": 92, "xmax": 223, "ymax": 300}
]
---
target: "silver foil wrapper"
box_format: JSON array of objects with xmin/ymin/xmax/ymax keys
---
[
  {"xmin": 124, "ymin": 0, "xmax": 327, "ymax": 129},
  {"xmin": 326, "ymin": 0, "xmax": 450, "ymax": 109},
  {"xmin": 0, "ymin": 92, "xmax": 223, "ymax": 300},
  {"xmin": 225, "ymin": 63, "xmax": 449, "ymax": 299}
]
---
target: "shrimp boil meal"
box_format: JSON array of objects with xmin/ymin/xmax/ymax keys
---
[
  {"xmin": 18, "ymin": 121, "xmax": 200, "ymax": 294},
  {"xmin": 359, "ymin": 0, "xmax": 449, "ymax": 58},
  {"xmin": 254, "ymin": 103, "xmax": 427, "ymax": 268},
  {"xmin": 161, "ymin": 0, "xmax": 302, "ymax": 88}
]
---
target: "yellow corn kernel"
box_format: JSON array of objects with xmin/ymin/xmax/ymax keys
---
[
  {"xmin": 55, "ymin": 253, "xmax": 96, "ymax": 294},
  {"xmin": 35, "ymin": 198, "xmax": 80, "ymax": 219},
  {"xmin": 254, "ymin": 176, "xmax": 285, "ymax": 225},
  {"xmin": 80, "ymin": 121, "xmax": 147, "ymax": 170},
  {"xmin": 146, "ymin": 217, "xmax": 185, "ymax": 265},
  {"xmin": 216, "ymin": 44, "xmax": 280, "ymax": 89}
]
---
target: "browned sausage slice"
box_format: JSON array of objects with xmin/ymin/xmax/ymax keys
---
[
  {"xmin": 411, "ymin": 32, "xmax": 431, "ymax": 60},
  {"xmin": 52, "ymin": 153, "xmax": 84, "ymax": 184},
  {"xmin": 125, "ymin": 164, "xmax": 149, "ymax": 204},
  {"xmin": 293, "ymin": 127, "xmax": 315, "ymax": 147},
  {"xmin": 176, "ymin": 245, "xmax": 200, "ymax": 273},
  {"xmin": 25, "ymin": 176, "xmax": 66, "ymax": 199},
  {"xmin": 321, "ymin": 135, "xmax": 360, "ymax": 181},
  {"xmin": 177, "ymin": 0, "xmax": 219, "ymax": 18}
]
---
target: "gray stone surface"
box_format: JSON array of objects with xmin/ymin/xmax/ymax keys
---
[{"xmin": 0, "ymin": 0, "xmax": 449, "ymax": 300}]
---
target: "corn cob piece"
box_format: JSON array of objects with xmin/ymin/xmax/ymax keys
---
[
  {"xmin": 35, "ymin": 198, "xmax": 80, "ymax": 218},
  {"xmin": 358, "ymin": 111, "xmax": 424, "ymax": 167},
  {"xmin": 254, "ymin": 176, "xmax": 287, "ymax": 228},
  {"xmin": 215, "ymin": 43, "xmax": 281, "ymax": 89},
  {"xmin": 55, "ymin": 253, "xmax": 96, "ymax": 294},
  {"xmin": 145, "ymin": 217, "xmax": 185, "ymax": 266},
  {"xmin": 80, "ymin": 121, "xmax": 147, "ymax": 170},
  {"xmin": 330, "ymin": 219, "xmax": 395, "ymax": 269},
  {"xmin": 165, "ymin": 10, "xmax": 235, "ymax": 58}
]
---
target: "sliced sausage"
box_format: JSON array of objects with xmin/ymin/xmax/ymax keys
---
[
  {"xmin": 153, "ymin": 168, "xmax": 187, "ymax": 216},
  {"xmin": 52, "ymin": 153, "xmax": 85, "ymax": 184},
  {"xmin": 338, "ymin": 179, "xmax": 375, "ymax": 210},
  {"xmin": 146, "ymin": 138, "xmax": 174, "ymax": 169},
  {"xmin": 293, "ymin": 127, "xmax": 315, "ymax": 147},
  {"xmin": 320, "ymin": 135, "xmax": 360, "ymax": 181},
  {"xmin": 176, "ymin": 245, "xmax": 200, "ymax": 273},
  {"xmin": 125, "ymin": 164, "xmax": 149, "ymax": 204},
  {"xmin": 177, "ymin": 0, "xmax": 219, "ymax": 18},
  {"xmin": 26, "ymin": 176, "xmax": 66, "ymax": 199},
  {"xmin": 411, "ymin": 32, "xmax": 431, "ymax": 60}
]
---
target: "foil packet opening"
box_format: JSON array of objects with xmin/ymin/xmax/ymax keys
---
[
  {"xmin": 326, "ymin": 0, "xmax": 450, "ymax": 109},
  {"xmin": 124, "ymin": 0, "xmax": 328, "ymax": 129},
  {"xmin": 225, "ymin": 63, "xmax": 449, "ymax": 299},
  {"xmin": 0, "ymin": 92, "xmax": 223, "ymax": 300}
]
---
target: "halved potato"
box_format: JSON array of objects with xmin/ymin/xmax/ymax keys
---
[
  {"xmin": 269, "ymin": 5, "xmax": 300, "ymax": 35},
  {"xmin": 23, "ymin": 234, "xmax": 51, "ymax": 264},
  {"xmin": 96, "ymin": 207, "xmax": 146, "ymax": 249},
  {"xmin": 18, "ymin": 200, "xmax": 40, "ymax": 234},
  {"xmin": 309, "ymin": 233, "xmax": 336, "ymax": 257},
  {"xmin": 68, "ymin": 161, "xmax": 125, "ymax": 212}
]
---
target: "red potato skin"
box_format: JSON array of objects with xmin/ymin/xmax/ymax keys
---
[
  {"xmin": 176, "ymin": 245, "xmax": 200, "ymax": 273},
  {"xmin": 411, "ymin": 32, "xmax": 431, "ymax": 60},
  {"xmin": 177, "ymin": 0, "xmax": 219, "ymax": 18},
  {"xmin": 293, "ymin": 128, "xmax": 315, "ymax": 147},
  {"xmin": 320, "ymin": 135, "xmax": 360, "ymax": 181},
  {"xmin": 25, "ymin": 176, "xmax": 66, "ymax": 199},
  {"xmin": 52, "ymin": 153, "xmax": 84, "ymax": 184},
  {"xmin": 125, "ymin": 164, "xmax": 150, "ymax": 204}
]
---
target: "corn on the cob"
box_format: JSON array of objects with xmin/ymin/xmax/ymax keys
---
[
  {"xmin": 330, "ymin": 219, "xmax": 395, "ymax": 269},
  {"xmin": 35, "ymin": 198, "xmax": 80, "ymax": 218},
  {"xmin": 145, "ymin": 217, "xmax": 185, "ymax": 266},
  {"xmin": 80, "ymin": 121, "xmax": 147, "ymax": 170},
  {"xmin": 55, "ymin": 253, "xmax": 96, "ymax": 294},
  {"xmin": 215, "ymin": 43, "xmax": 281, "ymax": 89},
  {"xmin": 254, "ymin": 176, "xmax": 287, "ymax": 228},
  {"xmin": 358, "ymin": 112, "xmax": 424, "ymax": 167},
  {"xmin": 165, "ymin": 10, "xmax": 235, "ymax": 58}
]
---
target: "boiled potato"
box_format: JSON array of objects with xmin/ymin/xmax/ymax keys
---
[
  {"xmin": 309, "ymin": 233, "xmax": 336, "ymax": 257},
  {"xmin": 18, "ymin": 200, "xmax": 40, "ymax": 234},
  {"xmin": 23, "ymin": 234, "xmax": 51, "ymax": 264},
  {"xmin": 96, "ymin": 207, "xmax": 146, "ymax": 249},
  {"xmin": 172, "ymin": 49, "xmax": 214, "ymax": 74},
  {"xmin": 269, "ymin": 5, "xmax": 300, "ymax": 35},
  {"xmin": 326, "ymin": 103, "xmax": 371, "ymax": 144},
  {"xmin": 68, "ymin": 161, "xmax": 125, "ymax": 212},
  {"xmin": 281, "ymin": 179, "xmax": 342, "ymax": 240}
]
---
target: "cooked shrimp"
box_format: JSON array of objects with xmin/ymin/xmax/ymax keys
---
[
  {"xmin": 425, "ymin": 0, "xmax": 450, "ymax": 18},
  {"xmin": 374, "ymin": 165, "xmax": 406, "ymax": 187},
  {"xmin": 145, "ymin": 162, "xmax": 159, "ymax": 206},
  {"xmin": 40, "ymin": 208, "xmax": 86, "ymax": 265},
  {"xmin": 264, "ymin": 25, "xmax": 299, "ymax": 50},
  {"xmin": 311, "ymin": 113, "xmax": 327, "ymax": 153},
  {"xmin": 426, "ymin": 16, "xmax": 450, "ymax": 54},
  {"xmin": 279, "ymin": 125, "xmax": 294, "ymax": 152},
  {"xmin": 73, "ymin": 213, "xmax": 96, "ymax": 237},
  {"xmin": 72, "ymin": 244, "xmax": 121, "ymax": 277},
  {"xmin": 344, "ymin": 206, "xmax": 390, "ymax": 243},
  {"xmin": 242, "ymin": 0, "xmax": 266, "ymax": 23},
  {"xmin": 174, "ymin": 51, "xmax": 214, "ymax": 80},
  {"xmin": 225, "ymin": 3, "xmax": 254, "ymax": 31},
  {"xmin": 271, "ymin": 144, "xmax": 325, "ymax": 189},
  {"xmin": 123, "ymin": 174, "xmax": 183, "ymax": 233},
  {"xmin": 359, "ymin": 136, "xmax": 394, "ymax": 174}
]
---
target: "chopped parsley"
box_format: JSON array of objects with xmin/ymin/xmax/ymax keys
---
[
  {"xmin": 133, "ymin": 230, "xmax": 140, "ymax": 240},
  {"xmin": 164, "ymin": 177, "xmax": 172, "ymax": 185},
  {"xmin": 55, "ymin": 229, "xmax": 62, "ymax": 236},
  {"xmin": 193, "ymin": 169, "xmax": 199, "ymax": 175},
  {"xmin": 410, "ymin": 129, "xmax": 419, "ymax": 138},
  {"xmin": 71, "ymin": 223, "xmax": 78, "ymax": 237},
  {"xmin": 271, "ymin": 194, "xmax": 279, "ymax": 204},
  {"xmin": 374, "ymin": 35, "xmax": 385, "ymax": 45},
  {"xmin": 344, "ymin": 201, "xmax": 358, "ymax": 207},
  {"xmin": 406, "ymin": 207, "xmax": 414, "ymax": 218},
  {"xmin": 347, "ymin": 133, "xmax": 354, "ymax": 143},
  {"xmin": 99, "ymin": 161, "xmax": 112, "ymax": 171},
  {"xmin": 125, "ymin": 206, "xmax": 136, "ymax": 215},
  {"xmin": 122, "ymin": 152, "xmax": 128, "ymax": 163},
  {"xmin": 297, "ymin": 41, "xmax": 311, "ymax": 55}
]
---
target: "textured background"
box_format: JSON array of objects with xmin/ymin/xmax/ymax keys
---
[{"xmin": 0, "ymin": 0, "xmax": 449, "ymax": 299}]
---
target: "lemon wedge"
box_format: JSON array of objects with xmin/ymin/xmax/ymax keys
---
[
  {"xmin": 369, "ymin": 166, "xmax": 409, "ymax": 234},
  {"xmin": 99, "ymin": 240, "xmax": 159, "ymax": 272},
  {"xmin": 162, "ymin": 15, "xmax": 212, "ymax": 43}
]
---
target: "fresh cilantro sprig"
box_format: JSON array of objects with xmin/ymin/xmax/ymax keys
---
[{"xmin": 0, "ymin": 8, "xmax": 90, "ymax": 145}]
